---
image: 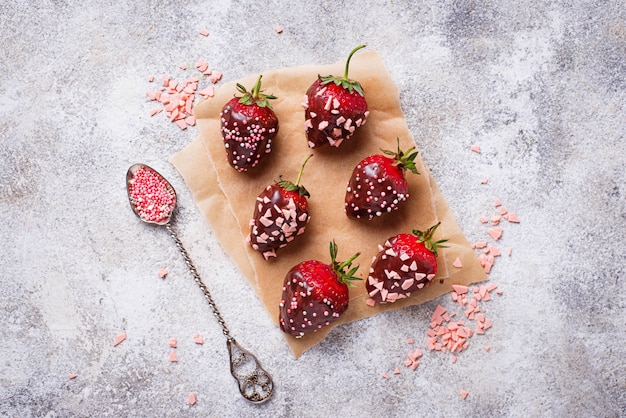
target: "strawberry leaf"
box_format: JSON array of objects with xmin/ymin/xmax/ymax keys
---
[
  {"xmin": 235, "ymin": 75, "xmax": 277, "ymax": 109},
  {"xmin": 320, "ymin": 75, "xmax": 365, "ymax": 96},
  {"xmin": 277, "ymin": 177, "xmax": 310, "ymax": 198},
  {"xmin": 412, "ymin": 222, "xmax": 449, "ymax": 257},
  {"xmin": 275, "ymin": 154, "xmax": 313, "ymax": 198},
  {"xmin": 329, "ymin": 240, "xmax": 362, "ymax": 286},
  {"xmin": 381, "ymin": 138, "xmax": 420, "ymax": 175}
]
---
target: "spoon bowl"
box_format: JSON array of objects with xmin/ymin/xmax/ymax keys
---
[{"xmin": 126, "ymin": 163, "xmax": 177, "ymax": 225}]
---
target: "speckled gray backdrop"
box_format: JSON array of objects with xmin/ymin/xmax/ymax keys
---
[{"xmin": 1, "ymin": 0, "xmax": 624, "ymax": 417}]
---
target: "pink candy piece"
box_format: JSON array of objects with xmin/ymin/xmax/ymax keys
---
[{"xmin": 113, "ymin": 333, "xmax": 127, "ymax": 347}]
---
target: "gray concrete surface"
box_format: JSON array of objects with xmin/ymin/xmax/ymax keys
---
[{"xmin": 2, "ymin": 0, "xmax": 625, "ymax": 416}]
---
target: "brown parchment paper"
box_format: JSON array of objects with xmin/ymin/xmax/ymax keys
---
[{"xmin": 170, "ymin": 51, "xmax": 486, "ymax": 358}]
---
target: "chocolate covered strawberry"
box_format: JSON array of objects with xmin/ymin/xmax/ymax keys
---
[
  {"xmin": 220, "ymin": 75, "xmax": 278, "ymax": 172},
  {"xmin": 279, "ymin": 241, "xmax": 360, "ymax": 338},
  {"xmin": 247, "ymin": 155, "xmax": 313, "ymax": 259},
  {"xmin": 345, "ymin": 139, "xmax": 419, "ymax": 220},
  {"xmin": 302, "ymin": 45, "xmax": 369, "ymax": 148},
  {"xmin": 366, "ymin": 223, "xmax": 448, "ymax": 304}
]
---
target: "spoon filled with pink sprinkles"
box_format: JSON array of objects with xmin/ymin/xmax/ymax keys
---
[{"xmin": 126, "ymin": 163, "xmax": 273, "ymax": 404}]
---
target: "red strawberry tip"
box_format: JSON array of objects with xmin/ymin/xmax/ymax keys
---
[
  {"xmin": 329, "ymin": 240, "xmax": 362, "ymax": 286},
  {"xmin": 380, "ymin": 138, "xmax": 420, "ymax": 175},
  {"xmin": 276, "ymin": 154, "xmax": 313, "ymax": 198},
  {"xmin": 412, "ymin": 222, "xmax": 449, "ymax": 257},
  {"xmin": 320, "ymin": 44, "xmax": 367, "ymax": 96},
  {"xmin": 235, "ymin": 74, "xmax": 277, "ymax": 109}
]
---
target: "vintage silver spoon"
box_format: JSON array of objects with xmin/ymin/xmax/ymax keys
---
[{"xmin": 126, "ymin": 163, "xmax": 273, "ymax": 404}]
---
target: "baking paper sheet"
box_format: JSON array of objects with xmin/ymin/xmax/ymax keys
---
[{"xmin": 170, "ymin": 51, "xmax": 486, "ymax": 357}]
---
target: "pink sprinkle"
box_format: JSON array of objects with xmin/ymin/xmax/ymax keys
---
[
  {"xmin": 432, "ymin": 304, "xmax": 447, "ymax": 320},
  {"xmin": 507, "ymin": 247, "xmax": 513, "ymax": 256},
  {"xmin": 393, "ymin": 367, "xmax": 401, "ymax": 375},
  {"xmin": 452, "ymin": 284, "xmax": 468, "ymax": 295},
  {"xmin": 460, "ymin": 390, "xmax": 469, "ymax": 399},
  {"xmin": 426, "ymin": 338, "xmax": 436, "ymax": 350},
  {"xmin": 188, "ymin": 392, "xmax": 197, "ymax": 405},
  {"xmin": 470, "ymin": 144, "xmax": 481, "ymax": 153},
  {"xmin": 149, "ymin": 107, "xmax": 162, "ymax": 116},
  {"xmin": 185, "ymin": 115, "xmax": 196, "ymax": 126},
  {"xmin": 158, "ymin": 268, "xmax": 168, "ymax": 278},
  {"xmin": 148, "ymin": 75, "xmax": 155, "ymax": 82},
  {"xmin": 381, "ymin": 372, "xmax": 390, "ymax": 379},
  {"xmin": 169, "ymin": 351, "xmax": 178, "ymax": 362},
  {"xmin": 179, "ymin": 63, "xmax": 187, "ymax": 70},
  {"xmin": 175, "ymin": 119, "xmax": 188, "ymax": 130},
  {"xmin": 193, "ymin": 333, "xmax": 204, "ymax": 345},
  {"xmin": 452, "ymin": 257, "xmax": 463, "ymax": 268},
  {"xmin": 507, "ymin": 212, "xmax": 520, "ymax": 223},
  {"xmin": 168, "ymin": 337, "xmax": 177, "ymax": 348},
  {"xmin": 480, "ymin": 254, "xmax": 495, "ymax": 273},
  {"xmin": 196, "ymin": 60, "xmax": 209, "ymax": 72},
  {"xmin": 68, "ymin": 373, "xmax": 78, "ymax": 379},
  {"xmin": 474, "ymin": 241, "xmax": 487, "ymax": 249},
  {"xmin": 365, "ymin": 298, "xmax": 376, "ymax": 307},
  {"xmin": 198, "ymin": 85, "xmax": 215, "ymax": 97},
  {"xmin": 274, "ymin": 25, "xmax": 283, "ymax": 34},
  {"xmin": 494, "ymin": 199, "xmax": 502, "ymax": 207},
  {"xmin": 487, "ymin": 227, "xmax": 503, "ymax": 241},
  {"xmin": 481, "ymin": 178, "xmax": 489, "ymax": 184},
  {"xmin": 485, "ymin": 346, "xmax": 491, "ymax": 352},
  {"xmin": 451, "ymin": 356, "xmax": 457, "ymax": 363},
  {"xmin": 199, "ymin": 28, "xmax": 209, "ymax": 37},
  {"xmin": 114, "ymin": 333, "xmax": 126, "ymax": 347},
  {"xmin": 406, "ymin": 338, "xmax": 414, "ymax": 344},
  {"xmin": 209, "ymin": 71, "xmax": 223, "ymax": 84}
]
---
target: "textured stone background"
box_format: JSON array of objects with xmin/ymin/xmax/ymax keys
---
[{"xmin": 1, "ymin": 0, "xmax": 625, "ymax": 416}]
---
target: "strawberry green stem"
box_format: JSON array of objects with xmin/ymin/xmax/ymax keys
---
[
  {"xmin": 295, "ymin": 154, "xmax": 313, "ymax": 186},
  {"xmin": 337, "ymin": 251, "xmax": 361, "ymax": 271},
  {"xmin": 251, "ymin": 75, "xmax": 263, "ymax": 98},
  {"xmin": 343, "ymin": 45, "xmax": 367, "ymax": 80}
]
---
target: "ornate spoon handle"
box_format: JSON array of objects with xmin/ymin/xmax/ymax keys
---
[{"xmin": 166, "ymin": 223, "xmax": 274, "ymax": 404}]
